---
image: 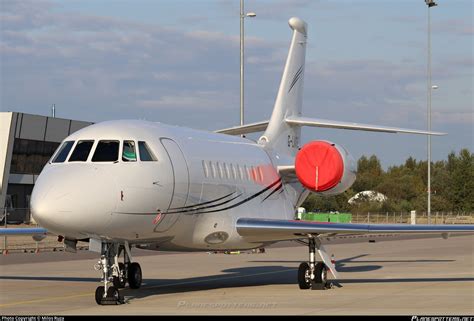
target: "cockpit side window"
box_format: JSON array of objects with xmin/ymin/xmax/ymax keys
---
[
  {"xmin": 52, "ymin": 141, "xmax": 74, "ymax": 163},
  {"xmin": 122, "ymin": 140, "xmax": 137, "ymax": 162},
  {"xmin": 69, "ymin": 140, "xmax": 94, "ymax": 162},
  {"xmin": 92, "ymin": 140, "xmax": 119, "ymax": 162},
  {"xmin": 138, "ymin": 141, "xmax": 157, "ymax": 161}
]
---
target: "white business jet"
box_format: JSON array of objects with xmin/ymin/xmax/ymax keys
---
[{"xmin": 23, "ymin": 18, "xmax": 474, "ymax": 304}]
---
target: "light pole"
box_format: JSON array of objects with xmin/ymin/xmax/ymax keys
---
[
  {"xmin": 425, "ymin": 0, "xmax": 437, "ymax": 224},
  {"xmin": 240, "ymin": 0, "xmax": 256, "ymax": 129}
]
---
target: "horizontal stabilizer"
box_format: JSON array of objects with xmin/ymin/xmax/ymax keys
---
[
  {"xmin": 285, "ymin": 116, "xmax": 446, "ymax": 136},
  {"xmin": 215, "ymin": 120, "xmax": 269, "ymax": 135}
]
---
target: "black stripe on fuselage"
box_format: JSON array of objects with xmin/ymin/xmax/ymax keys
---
[
  {"xmin": 261, "ymin": 182, "xmax": 283, "ymax": 203},
  {"xmin": 180, "ymin": 178, "xmax": 283, "ymax": 215},
  {"xmin": 168, "ymin": 192, "xmax": 235, "ymax": 211},
  {"xmin": 113, "ymin": 178, "xmax": 283, "ymax": 216},
  {"xmin": 163, "ymin": 192, "xmax": 243, "ymax": 215}
]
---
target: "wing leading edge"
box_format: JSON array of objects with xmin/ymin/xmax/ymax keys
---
[
  {"xmin": 236, "ymin": 218, "xmax": 474, "ymax": 242},
  {"xmin": 0, "ymin": 227, "xmax": 48, "ymax": 236}
]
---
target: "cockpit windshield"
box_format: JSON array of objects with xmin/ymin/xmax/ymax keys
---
[
  {"xmin": 52, "ymin": 141, "xmax": 74, "ymax": 163},
  {"xmin": 122, "ymin": 140, "xmax": 137, "ymax": 162},
  {"xmin": 52, "ymin": 139, "xmax": 157, "ymax": 164},
  {"xmin": 69, "ymin": 140, "xmax": 94, "ymax": 162},
  {"xmin": 92, "ymin": 140, "xmax": 119, "ymax": 162}
]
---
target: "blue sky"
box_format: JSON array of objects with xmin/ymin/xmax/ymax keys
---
[{"xmin": 1, "ymin": 0, "xmax": 472, "ymax": 167}]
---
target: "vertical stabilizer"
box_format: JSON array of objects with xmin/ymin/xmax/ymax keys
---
[{"xmin": 260, "ymin": 17, "xmax": 307, "ymax": 157}]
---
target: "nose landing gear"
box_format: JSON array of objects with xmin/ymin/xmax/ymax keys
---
[{"xmin": 94, "ymin": 242, "xmax": 142, "ymax": 305}]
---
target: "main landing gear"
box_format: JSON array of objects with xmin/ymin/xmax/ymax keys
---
[
  {"xmin": 94, "ymin": 242, "xmax": 142, "ymax": 305},
  {"xmin": 297, "ymin": 236, "xmax": 331, "ymax": 290}
]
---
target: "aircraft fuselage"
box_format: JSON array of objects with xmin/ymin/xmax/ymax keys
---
[{"xmin": 31, "ymin": 120, "xmax": 304, "ymax": 251}]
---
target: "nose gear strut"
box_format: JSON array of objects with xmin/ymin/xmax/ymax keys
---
[{"xmin": 94, "ymin": 241, "xmax": 142, "ymax": 305}]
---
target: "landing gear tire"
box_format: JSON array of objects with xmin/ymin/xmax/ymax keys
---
[
  {"xmin": 113, "ymin": 262, "xmax": 126, "ymax": 288},
  {"xmin": 95, "ymin": 286, "xmax": 105, "ymax": 305},
  {"xmin": 299, "ymin": 237, "xmax": 331, "ymax": 291},
  {"xmin": 95, "ymin": 285, "xmax": 121, "ymax": 305},
  {"xmin": 298, "ymin": 262, "xmax": 311, "ymax": 289},
  {"xmin": 310, "ymin": 262, "xmax": 328, "ymax": 290},
  {"xmin": 128, "ymin": 262, "xmax": 142, "ymax": 289},
  {"xmin": 107, "ymin": 286, "xmax": 120, "ymax": 302}
]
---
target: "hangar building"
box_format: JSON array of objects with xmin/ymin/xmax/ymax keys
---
[{"xmin": 0, "ymin": 112, "xmax": 93, "ymax": 222}]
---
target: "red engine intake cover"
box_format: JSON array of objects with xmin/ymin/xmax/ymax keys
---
[{"xmin": 295, "ymin": 141, "xmax": 344, "ymax": 192}]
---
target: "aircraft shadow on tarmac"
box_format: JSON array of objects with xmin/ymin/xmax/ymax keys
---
[
  {"xmin": 119, "ymin": 263, "xmax": 474, "ymax": 303},
  {"xmin": 249, "ymin": 254, "xmax": 456, "ymax": 273},
  {"xmin": 0, "ymin": 255, "xmax": 468, "ymax": 303}
]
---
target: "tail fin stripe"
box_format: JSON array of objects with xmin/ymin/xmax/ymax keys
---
[{"xmin": 288, "ymin": 65, "xmax": 304, "ymax": 93}]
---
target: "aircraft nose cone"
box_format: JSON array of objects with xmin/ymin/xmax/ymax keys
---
[
  {"xmin": 30, "ymin": 167, "xmax": 70, "ymax": 234},
  {"xmin": 30, "ymin": 176, "xmax": 54, "ymax": 227},
  {"xmin": 31, "ymin": 165, "xmax": 118, "ymax": 237}
]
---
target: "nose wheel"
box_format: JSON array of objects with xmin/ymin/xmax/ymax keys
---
[{"xmin": 94, "ymin": 242, "xmax": 142, "ymax": 305}]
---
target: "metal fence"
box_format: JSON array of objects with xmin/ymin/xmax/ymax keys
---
[{"xmin": 351, "ymin": 211, "xmax": 474, "ymax": 224}]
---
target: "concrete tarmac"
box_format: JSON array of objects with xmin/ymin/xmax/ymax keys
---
[{"xmin": 0, "ymin": 235, "xmax": 473, "ymax": 315}]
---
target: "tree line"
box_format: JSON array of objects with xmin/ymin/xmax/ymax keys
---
[{"xmin": 302, "ymin": 148, "xmax": 474, "ymax": 214}]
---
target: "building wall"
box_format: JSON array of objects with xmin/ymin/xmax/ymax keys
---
[
  {"xmin": 0, "ymin": 112, "xmax": 16, "ymax": 210},
  {"xmin": 0, "ymin": 112, "xmax": 93, "ymax": 221}
]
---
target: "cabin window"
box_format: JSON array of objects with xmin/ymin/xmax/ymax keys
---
[
  {"xmin": 69, "ymin": 140, "xmax": 94, "ymax": 162},
  {"xmin": 122, "ymin": 140, "xmax": 137, "ymax": 162},
  {"xmin": 202, "ymin": 160, "xmax": 209, "ymax": 178},
  {"xmin": 52, "ymin": 141, "xmax": 74, "ymax": 163},
  {"xmin": 249, "ymin": 166, "xmax": 256, "ymax": 181},
  {"xmin": 230, "ymin": 164, "xmax": 237, "ymax": 180},
  {"xmin": 138, "ymin": 141, "xmax": 157, "ymax": 161},
  {"xmin": 216, "ymin": 162, "xmax": 223, "ymax": 179},
  {"xmin": 92, "ymin": 140, "xmax": 119, "ymax": 162},
  {"xmin": 210, "ymin": 161, "xmax": 217, "ymax": 178},
  {"xmin": 237, "ymin": 165, "xmax": 244, "ymax": 180},
  {"xmin": 223, "ymin": 163, "xmax": 230, "ymax": 179}
]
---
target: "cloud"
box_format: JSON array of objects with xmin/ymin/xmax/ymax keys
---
[
  {"xmin": 433, "ymin": 19, "xmax": 474, "ymax": 37},
  {"xmin": 137, "ymin": 90, "xmax": 237, "ymax": 110},
  {"xmin": 0, "ymin": 0, "xmax": 54, "ymax": 30},
  {"xmin": 432, "ymin": 111, "xmax": 473, "ymax": 125},
  {"xmin": 1, "ymin": 0, "xmax": 472, "ymax": 167}
]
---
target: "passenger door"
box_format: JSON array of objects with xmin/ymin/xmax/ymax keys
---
[{"xmin": 154, "ymin": 138, "xmax": 190, "ymax": 233}]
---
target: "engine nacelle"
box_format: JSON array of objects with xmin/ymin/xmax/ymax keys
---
[{"xmin": 295, "ymin": 140, "xmax": 356, "ymax": 196}]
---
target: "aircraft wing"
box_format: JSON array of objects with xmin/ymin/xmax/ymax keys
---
[
  {"xmin": 236, "ymin": 218, "xmax": 474, "ymax": 243},
  {"xmin": 215, "ymin": 120, "xmax": 269, "ymax": 135},
  {"xmin": 0, "ymin": 227, "xmax": 48, "ymax": 236},
  {"xmin": 285, "ymin": 116, "xmax": 446, "ymax": 135}
]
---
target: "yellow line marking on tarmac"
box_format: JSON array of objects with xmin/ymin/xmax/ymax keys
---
[
  {"xmin": 0, "ymin": 268, "xmax": 295, "ymax": 308},
  {"xmin": 0, "ymin": 292, "xmax": 92, "ymax": 308}
]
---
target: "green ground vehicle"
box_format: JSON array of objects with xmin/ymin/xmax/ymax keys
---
[{"xmin": 301, "ymin": 212, "xmax": 352, "ymax": 223}]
